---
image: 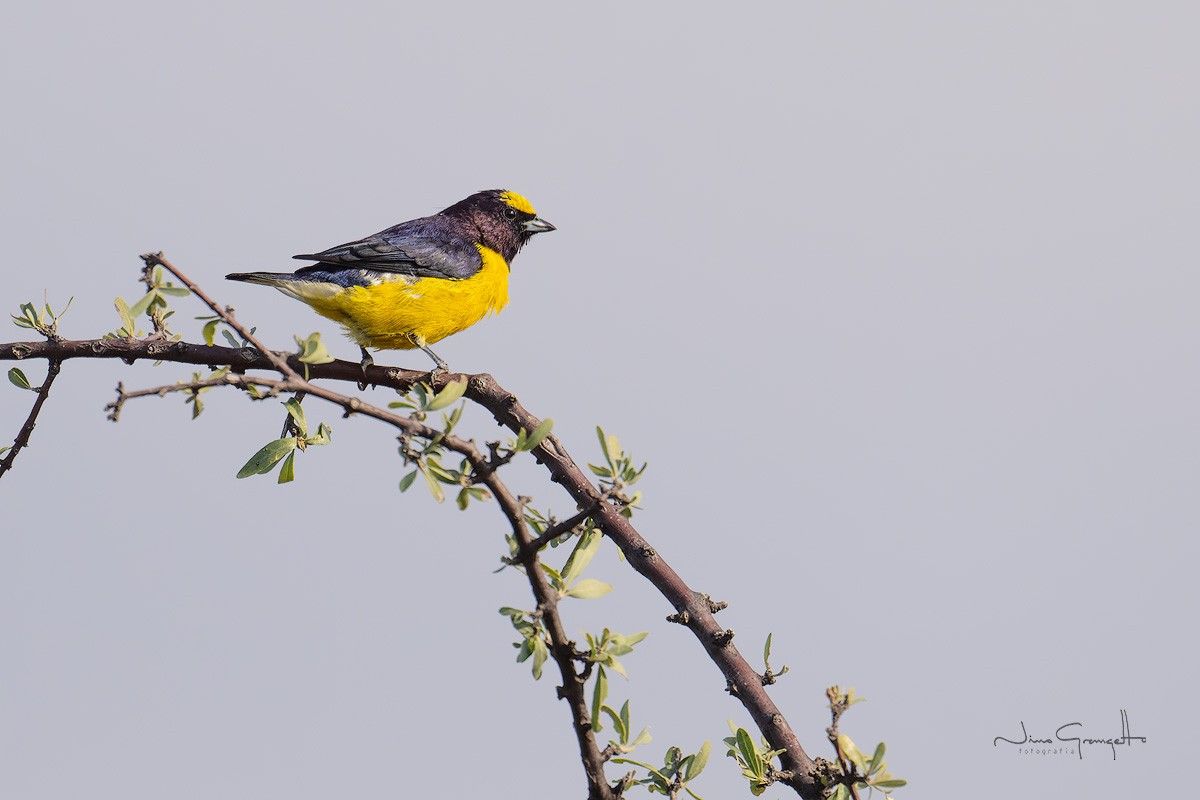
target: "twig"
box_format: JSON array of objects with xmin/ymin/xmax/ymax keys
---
[
  {"xmin": 521, "ymin": 505, "xmax": 597, "ymax": 556},
  {"xmin": 0, "ymin": 359, "xmax": 62, "ymax": 480},
  {"xmin": 140, "ymin": 252, "xmax": 301, "ymax": 380},
  {"xmin": 826, "ymin": 688, "xmax": 863, "ymax": 800}
]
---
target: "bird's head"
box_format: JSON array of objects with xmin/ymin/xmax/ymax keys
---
[{"xmin": 443, "ymin": 189, "xmax": 555, "ymax": 263}]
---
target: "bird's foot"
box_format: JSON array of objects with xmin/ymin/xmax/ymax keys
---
[{"xmin": 358, "ymin": 347, "xmax": 374, "ymax": 391}]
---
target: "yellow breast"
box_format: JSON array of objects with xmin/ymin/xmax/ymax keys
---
[{"xmin": 295, "ymin": 245, "xmax": 510, "ymax": 350}]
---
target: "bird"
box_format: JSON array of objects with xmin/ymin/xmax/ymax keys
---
[{"xmin": 226, "ymin": 189, "xmax": 555, "ymax": 374}]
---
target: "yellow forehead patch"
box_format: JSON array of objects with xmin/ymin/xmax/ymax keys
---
[{"xmin": 500, "ymin": 190, "xmax": 536, "ymax": 216}]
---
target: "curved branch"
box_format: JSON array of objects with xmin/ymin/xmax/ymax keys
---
[
  {"xmin": 462, "ymin": 379, "xmax": 821, "ymax": 796},
  {"xmin": 67, "ymin": 348, "xmax": 618, "ymax": 800},
  {"xmin": 1, "ymin": 333, "xmax": 822, "ymax": 797}
]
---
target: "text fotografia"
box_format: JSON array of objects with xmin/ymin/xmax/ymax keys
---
[{"xmin": 993, "ymin": 710, "xmax": 1146, "ymax": 760}]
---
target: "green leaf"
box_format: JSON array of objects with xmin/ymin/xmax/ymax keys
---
[
  {"xmin": 874, "ymin": 779, "xmax": 907, "ymax": 789},
  {"xmin": 7, "ymin": 367, "xmax": 32, "ymax": 390},
  {"xmin": 456, "ymin": 488, "xmax": 470, "ymax": 510},
  {"xmin": 221, "ymin": 330, "xmax": 241, "ymax": 349},
  {"xmin": 277, "ymin": 451, "xmax": 296, "ymax": 484},
  {"xmin": 564, "ymin": 578, "xmax": 612, "ymax": 599},
  {"xmin": 560, "ymin": 527, "xmax": 601, "ymax": 586},
  {"xmin": 425, "ymin": 457, "xmax": 459, "ymax": 484},
  {"xmin": 307, "ymin": 422, "xmax": 332, "ymax": 446},
  {"xmin": 620, "ymin": 699, "xmax": 631, "ymax": 740},
  {"xmin": 411, "ymin": 383, "xmax": 429, "ymax": 408},
  {"xmin": 114, "ymin": 297, "xmax": 134, "ymax": 333},
  {"xmin": 869, "ymin": 741, "xmax": 886, "ymax": 771},
  {"xmin": 591, "ymin": 666, "xmax": 608, "ymax": 732},
  {"xmin": 685, "ymin": 740, "xmax": 711, "ymax": 781},
  {"xmin": 236, "ymin": 438, "xmax": 297, "ymax": 478},
  {"xmin": 531, "ymin": 636, "xmax": 548, "ymax": 680},
  {"xmin": 296, "ymin": 332, "xmax": 335, "ymax": 364},
  {"xmin": 736, "ymin": 728, "xmax": 763, "ymax": 779},
  {"xmin": 597, "ymin": 426, "xmax": 612, "ymax": 463},
  {"xmin": 614, "ymin": 630, "xmax": 650, "ymax": 648},
  {"xmin": 426, "ymin": 378, "xmax": 468, "ymax": 411},
  {"xmin": 202, "ymin": 319, "xmax": 219, "ymax": 346},
  {"xmin": 838, "ymin": 734, "xmax": 865, "ymax": 771},
  {"xmin": 605, "ymin": 655, "xmax": 629, "ymax": 679},
  {"xmin": 127, "ymin": 290, "xmax": 157, "ymax": 319},
  {"xmin": 157, "ymin": 285, "xmax": 190, "ymax": 297},
  {"xmin": 764, "ymin": 632, "xmax": 773, "ymax": 665},
  {"xmin": 419, "ymin": 463, "xmax": 445, "ymax": 503},
  {"xmin": 522, "ymin": 417, "xmax": 553, "ymax": 451},
  {"xmin": 283, "ymin": 397, "xmax": 308, "ymax": 437},
  {"xmin": 600, "ymin": 703, "xmax": 622, "ymax": 735}
]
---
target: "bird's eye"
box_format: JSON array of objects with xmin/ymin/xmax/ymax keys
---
[{"xmin": 505, "ymin": 207, "xmax": 517, "ymax": 219}]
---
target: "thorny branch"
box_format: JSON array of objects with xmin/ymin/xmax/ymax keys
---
[{"xmin": 1, "ymin": 257, "xmax": 825, "ymax": 799}]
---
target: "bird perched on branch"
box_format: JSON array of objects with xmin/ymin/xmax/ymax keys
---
[{"xmin": 226, "ymin": 189, "xmax": 555, "ymax": 373}]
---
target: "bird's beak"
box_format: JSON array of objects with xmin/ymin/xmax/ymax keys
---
[{"xmin": 524, "ymin": 217, "xmax": 556, "ymax": 234}]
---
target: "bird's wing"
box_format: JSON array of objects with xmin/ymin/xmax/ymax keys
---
[{"xmin": 293, "ymin": 223, "xmax": 483, "ymax": 281}]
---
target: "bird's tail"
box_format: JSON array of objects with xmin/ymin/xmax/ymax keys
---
[{"xmin": 225, "ymin": 271, "xmax": 297, "ymax": 287}]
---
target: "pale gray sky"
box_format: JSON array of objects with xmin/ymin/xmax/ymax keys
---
[{"xmin": 2, "ymin": 2, "xmax": 1195, "ymax": 798}]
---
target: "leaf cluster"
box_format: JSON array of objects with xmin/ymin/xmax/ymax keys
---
[
  {"xmin": 498, "ymin": 606, "xmax": 550, "ymax": 679},
  {"xmin": 723, "ymin": 724, "xmax": 787, "ymax": 796},
  {"xmin": 109, "ymin": 268, "xmax": 188, "ymax": 338},
  {"xmin": 589, "ymin": 427, "xmax": 646, "ymax": 517},
  {"xmin": 394, "ymin": 379, "xmax": 492, "ymax": 508},
  {"xmin": 831, "ymin": 736, "xmax": 906, "ymax": 800},
  {"xmin": 613, "ymin": 741, "xmax": 711, "ymax": 799},
  {"xmin": 236, "ymin": 397, "xmax": 332, "ymax": 484},
  {"xmin": 11, "ymin": 297, "xmax": 72, "ymax": 339}
]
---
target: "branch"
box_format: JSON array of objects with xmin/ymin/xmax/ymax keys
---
[
  {"xmin": 0, "ymin": 359, "xmax": 62, "ymax": 480},
  {"xmin": 1, "ymin": 334, "xmax": 823, "ymax": 797},
  {"xmin": 67, "ymin": 345, "xmax": 618, "ymax": 800},
  {"xmin": 461, "ymin": 380, "xmax": 823, "ymax": 797},
  {"xmin": 462, "ymin": 444, "xmax": 617, "ymax": 800},
  {"xmin": 141, "ymin": 252, "xmax": 302, "ymax": 380},
  {"xmin": 523, "ymin": 505, "xmax": 596, "ymax": 554}
]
